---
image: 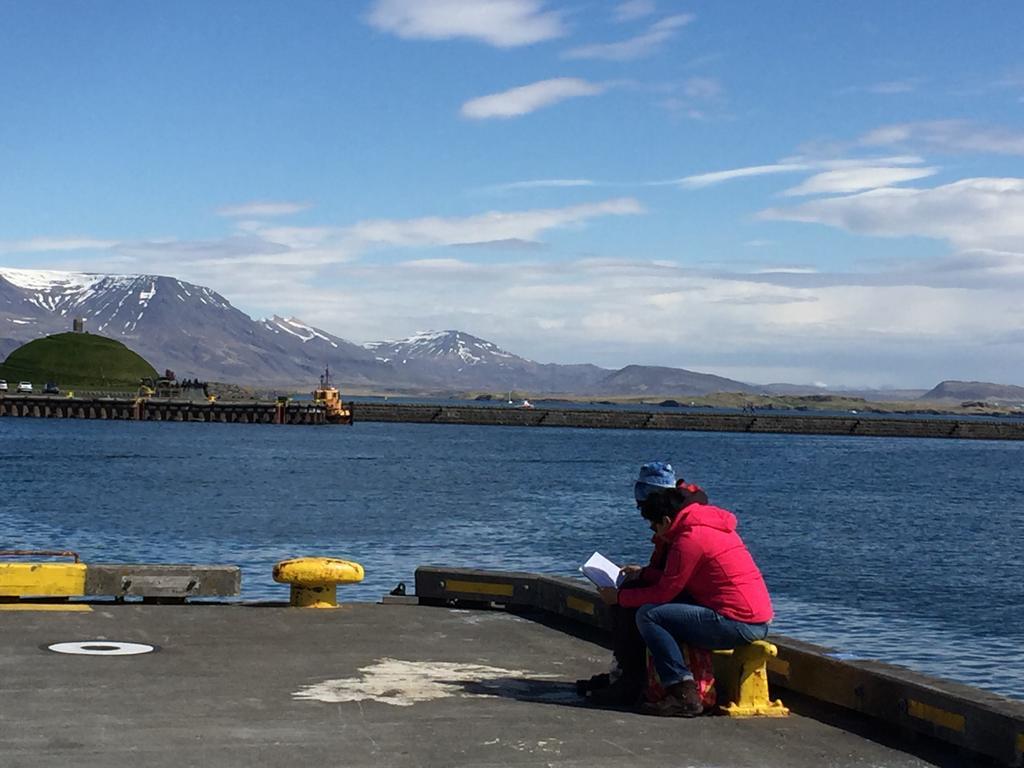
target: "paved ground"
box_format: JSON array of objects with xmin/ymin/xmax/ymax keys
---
[{"xmin": 0, "ymin": 602, "xmax": 952, "ymax": 768}]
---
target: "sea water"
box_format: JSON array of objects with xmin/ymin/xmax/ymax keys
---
[{"xmin": 1, "ymin": 417, "xmax": 1021, "ymax": 700}]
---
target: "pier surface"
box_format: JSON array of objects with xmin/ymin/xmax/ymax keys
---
[{"xmin": 1, "ymin": 602, "xmax": 947, "ymax": 768}]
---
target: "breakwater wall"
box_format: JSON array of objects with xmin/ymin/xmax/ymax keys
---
[
  {"xmin": 0, "ymin": 395, "xmax": 326, "ymax": 425},
  {"xmin": 353, "ymin": 402, "xmax": 1024, "ymax": 440}
]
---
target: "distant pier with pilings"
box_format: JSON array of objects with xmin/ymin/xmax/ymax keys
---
[
  {"xmin": 0, "ymin": 394, "xmax": 326, "ymax": 425},
  {"xmin": 6, "ymin": 395, "xmax": 1024, "ymax": 439}
]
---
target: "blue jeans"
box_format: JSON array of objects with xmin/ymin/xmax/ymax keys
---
[{"xmin": 635, "ymin": 603, "xmax": 769, "ymax": 687}]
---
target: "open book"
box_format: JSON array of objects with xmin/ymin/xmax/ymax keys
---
[{"xmin": 580, "ymin": 551, "xmax": 626, "ymax": 589}]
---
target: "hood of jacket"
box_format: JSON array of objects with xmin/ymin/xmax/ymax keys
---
[{"xmin": 664, "ymin": 502, "xmax": 737, "ymax": 540}]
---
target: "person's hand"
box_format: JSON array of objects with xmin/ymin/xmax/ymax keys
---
[
  {"xmin": 597, "ymin": 587, "xmax": 619, "ymax": 606},
  {"xmin": 620, "ymin": 565, "xmax": 643, "ymax": 580}
]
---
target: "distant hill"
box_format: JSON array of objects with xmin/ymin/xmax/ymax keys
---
[
  {"xmin": 594, "ymin": 365, "xmax": 754, "ymax": 396},
  {"xmin": 761, "ymin": 383, "xmax": 930, "ymax": 401},
  {"xmin": 920, "ymin": 380, "xmax": 1024, "ymax": 403},
  {"xmin": 0, "ymin": 332, "xmax": 158, "ymax": 387}
]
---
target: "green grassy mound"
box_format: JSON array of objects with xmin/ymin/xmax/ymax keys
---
[{"xmin": 0, "ymin": 333, "xmax": 158, "ymax": 388}]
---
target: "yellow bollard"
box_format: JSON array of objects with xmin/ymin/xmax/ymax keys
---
[
  {"xmin": 272, "ymin": 557, "xmax": 364, "ymax": 608},
  {"xmin": 713, "ymin": 640, "xmax": 789, "ymax": 717}
]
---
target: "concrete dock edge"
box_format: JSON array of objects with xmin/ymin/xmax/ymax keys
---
[{"xmin": 415, "ymin": 566, "xmax": 1024, "ymax": 766}]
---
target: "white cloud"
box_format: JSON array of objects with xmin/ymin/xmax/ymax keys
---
[
  {"xmin": 812, "ymin": 155, "xmax": 926, "ymax": 169},
  {"xmin": 782, "ymin": 166, "xmax": 939, "ymax": 196},
  {"xmin": 215, "ymin": 201, "xmax": 311, "ymax": 217},
  {"xmin": 461, "ymin": 78, "xmax": 607, "ymax": 119},
  {"xmin": 400, "ymin": 258, "xmax": 481, "ymax": 272},
  {"xmin": 613, "ymin": 0, "xmax": 656, "ymax": 22},
  {"xmin": 484, "ymin": 178, "xmax": 596, "ymax": 192},
  {"xmin": 562, "ymin": 13, "xmax": 693, "ymax": 61},
  {"xmin": 683, "ymin": 77, "xmax": 721, "ymax": 99},
  {"xmin": 0, "ymin": 237, "xmax": 119, "ymax": 254},
  {"xmin": 762, "ymin": 177, "xmax": 1024, "ymax": 252},
  {"xmin": 841, "ymin": 79, "xmax": 920, "ymax": 95},
  {"xmin": 292, "ymin": 258, "xmax": 1024, "ymax": 386},
  {"xmin": 366, "ymin": 0, "xmax": 564, "ymax": 48},
  {"xmin": 861, "ymin": 120, "xmax": 1024, "ymax": 156},
  {"xmin": 348, "ymin": 198, "xmax": 644, "ymax": 246},
  {"xmin": 667, "ymin": 163, "xmax": 811, "ymax": 188},
  {"xmin": 657, "ymin": 156, "xmax": 930, "ymax": 190},
  {"xmin": 18, "ymin": 235, "xmax": 1024, "ymax": 386}
]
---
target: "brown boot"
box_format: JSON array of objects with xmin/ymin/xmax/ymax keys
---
[{"xmin": 640, "ymin": 679, "xmax": 703, "ymax": 717}]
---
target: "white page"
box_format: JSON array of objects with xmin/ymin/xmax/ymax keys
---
[{"xmin": 579, "ymin": 551, "xmax": 623, "ymax": 589}]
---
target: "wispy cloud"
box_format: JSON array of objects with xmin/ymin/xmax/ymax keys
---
[
  {"xmin": 452, "ymin": 238, "xmax": 547, "ymax": 251},
  {"xmin": 682, "ymin": 77, "xmax": 721, "ymax": 99},
  {"xmin": 613, "ymin": 0, "xmax": 656, "ymax": 22},
  {"xmin": 483, "ymin": 178, "xmax": 597, "ymax": 193},
  {"xmin": 366, "ymin": 0, "xmax": 565, "ymax": 48},
  {"xmin": 656, "ymin": 156, "xmax": 930, "ymax": 190},
  {"xmin": 782, "ymin": 166, "xmax": 939, "ymax": 196},
  {"xmin": 461, "ymin": 78, "xmax": 607, "ymax": 119},
  {"xmin": 215, "ymin": 201, "xmax": 311, "ymax": 218},
  {"xmin": 663, "ymin": 163, "xmax": 810, "ymax": 188},
  {"xmin": 841, "ymin": 78, "xmax": 921, "ymax": 95},
  {"xmin": 562, "ymin": 13, "xmax": 693, "ymax": 61},
  {"xmin": 0, "ymin": 237, "xmax": 119, "ymax": 253},
  {"xmin": 762, "ymin": 177, "xmax": 1024, "ymax": 252},
  {"xmin": 347, "ymin": 198, "xmax": 644, "ymax": 246},
  {"xmin": 861, "ymin": 120, "xmax": 1024, "ymax": 156}
]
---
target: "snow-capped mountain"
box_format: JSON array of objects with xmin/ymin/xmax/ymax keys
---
[
  {"xmin": 1, "ymin": 267, "xmax": 754, "ymax": 394},
  {"xmin": 366, "ymin": 330, "xmax": 515, "ymax": 366},
  {"xmin": 364, "ymin": 330, "xmax": 610, "ymax": 391},
  {"xmin": 0, "ymin": 268, "xmax": 397, "ymax": 385}
]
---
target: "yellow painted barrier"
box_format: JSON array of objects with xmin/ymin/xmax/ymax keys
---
[
  {"xmin": 565, "ymin": 595, "xmax": 595, "ymax": 616},
  {"xmin": 444, "ymin": 579, "xmax": 514, "ymax": 598},
  {"xmin": 0, "ymin": 562, "xmax": 87, "ymax": 597},
  {"xmin": 273, "ymin": 557, "xmax": 364, "ymax": 608},
  {"xmin": 0, "ymin": 603, "xmax": 93, "ymax": 612},
  {"xmin": 907, "ymin": 699, "xmax": 965, "ymax": 733}
]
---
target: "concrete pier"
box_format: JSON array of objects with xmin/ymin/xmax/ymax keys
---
[
  {"xmin": 0, "ymin": 602, "xmax": 949, "ymax": 768},
  {"xmin": 353, "ymin": 402, "xmax": 1024, "ymax": 440},
  {"xmin": 0, "ymin": 395, "xmax": 327, "ymax": 425}
]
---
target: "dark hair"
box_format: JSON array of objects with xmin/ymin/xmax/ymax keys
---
[
  {"xmin": 639, "ymin": 485, "xmax": 707, "ymax": 523},
  {"xmin": 639, "ymin": 488, "xmax": 686, "ymax": 523}
]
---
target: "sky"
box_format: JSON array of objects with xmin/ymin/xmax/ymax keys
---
[{"xmin": 2, "ymin": 0, "xmax": 1024, "ymax": 388}]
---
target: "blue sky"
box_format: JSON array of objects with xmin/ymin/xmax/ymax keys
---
[{"xmin": 2, "ymin": 0, "xmax": 1024, "ymax": 387}]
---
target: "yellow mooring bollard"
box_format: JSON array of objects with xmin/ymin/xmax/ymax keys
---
[
  {"xmin": 272, "ymin": 557, "xmax": 364, "ymax": 608},
  {"xmin": 713, "ymin": 640, "xmax": 790, "ymax": 717}
]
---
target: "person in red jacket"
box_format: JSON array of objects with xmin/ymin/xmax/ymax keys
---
[
  {"xmin": 598, "ymin": 487, "xmax": 773, "ymax": 717},
  {"xmin": 583, "ymin": 463, "xmax": 708, "ymax": 706}
]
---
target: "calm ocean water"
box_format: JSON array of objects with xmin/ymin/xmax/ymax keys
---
[{"xmin": 2, "ymin": 417, "xmax": 1022, "ymax": 700}]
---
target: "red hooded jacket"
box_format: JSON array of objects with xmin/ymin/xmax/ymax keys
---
[{"xmin": 619, "ymin": 503, "xmax": 773, "ymax": 624}]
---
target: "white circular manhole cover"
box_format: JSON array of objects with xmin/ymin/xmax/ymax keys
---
[{"xmin": 47, "ymin": 641, "xmax": 156, "ymax": 656}]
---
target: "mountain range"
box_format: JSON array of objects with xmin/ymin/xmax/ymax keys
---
[{"xmin": 1, "ymin": 267, "xmax": 1020, "ymax": 402}]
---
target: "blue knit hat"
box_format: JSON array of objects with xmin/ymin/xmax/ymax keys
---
[{"xmin": 634, "ymin": 461, "xmax": 677, "ymax": 502}]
